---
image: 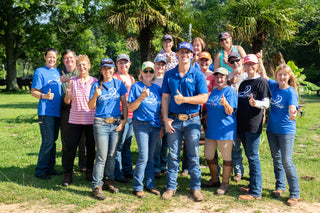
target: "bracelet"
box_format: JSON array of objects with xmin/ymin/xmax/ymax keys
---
[{"xmin": 40, "ymin": 93, "xmax": 43, "ymax": 99}]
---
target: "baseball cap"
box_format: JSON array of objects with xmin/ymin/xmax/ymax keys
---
[
  {"xmin": 244, "ymin": 54, "xmax": 258, "ymax": 64},
  {"xmin": 214, "ymin": 67, "xmax": 229, "ymax": 76},
  {"xmin": 218, "ymin": 32, "xmax": 231, "ymax": 40},
  {"xmin": 100, "ymin": 58, "xmax": 115, "ymax": 69},
  {"xmin": 116, "ymin": 53, "xmax": 130, "ymax": 62},
  {"xmin": 177, "ymin": 42, "xmax": 193, "ymax": 53},
  {"xmin": 154, "ymin": 55, "xmax": 167, "ymax": 64},
  {"xmin": 199, "ymin": 51, "xmax": 212, "ymax": 60},
  {"xmin": 162, "ymin": 34, "xmax": 173, "ymax": 41},
  {"xmin": 142, "ymin": 61, "xmax": 155, "ymax": 71},
  {"xmin": 228, "ymin": 52, "xmax": 241, "ymax": 62}
]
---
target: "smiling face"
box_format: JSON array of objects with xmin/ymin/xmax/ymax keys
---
[
  {"xmin": 192, "ymin": 41, "xmax": 202, "ymax": 55},
  {"xmin": 219, "ymin": 37, "xmax": 232, "ymax": 50},
  {"xmin": 199, "ymin": 58, "xmax": 211, "ymax": 72},
  {"xmin": 155, "ymin": 62, "xmax": 166, "ymax": 77},
  {"xmin": 228, "ymin": 57, "xmax": 242, "ymax": 73},
  {"xmin": 77, "ymin": 60, "xmax": 90, "ymax": 77},
  {"xmin": 244, "ymin": 62, "xmax": 259, "ymax": 79},
  {"xmin": 116, "ymin": 59, "xmax": 131, "ymax": 74},
  {"xmin": 177, "ymin": 49, "xmax": 193, "ymax": 64},
  {"xmin": 276, "ymin": 69, "xmax": 290, "ymax": 88},
  {"xmin": 162, "ymin": 39, "xmax": 173, "ymax": 53},
  {"xmin": 44, "ymin": 51, "xmax": 58, "ymax": 69},
  {"xmin": 100, "ymin": 66, "xmax": 115, "ymax": 81},
  {"xmin": 140, "ymin": 68, "xmax": 155, "ymax": 84},
  {"xmin": 214, "ymin": 73, "xmax": 227, "ymax": 89},
  {"xmin": 63, "ymin": 52, "xmax": 77, "ymax": 72}
]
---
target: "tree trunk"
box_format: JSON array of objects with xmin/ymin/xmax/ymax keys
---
[{"xmin": 138, "ymin": 27, "xmax": 153, "ymax": 62}]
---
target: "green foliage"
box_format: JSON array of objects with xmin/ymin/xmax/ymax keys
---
[{"xmin": 287, "ymin": 61, "xmax": 320, "ymax": 94}]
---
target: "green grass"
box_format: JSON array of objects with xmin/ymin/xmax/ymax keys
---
[{"xmin": 0, "ymin": 92, "xmax": 319, "ymax": 212}]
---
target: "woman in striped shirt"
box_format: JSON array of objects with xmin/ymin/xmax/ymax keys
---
[{"xmin": 62, "ymin": 55, "xmax": 97, "ymax": 186}]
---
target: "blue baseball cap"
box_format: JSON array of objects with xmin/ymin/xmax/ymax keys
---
[
  {"xmin": 100, "ymin": 58, "xmax": 115, "ymax": 69},
  {"xmin": 177, "ymin": 42, "xmax": 193, "ymax": 53},
  {"xmin": 154, "ymin": 55, "xmax": 167, "ymax": 64}
]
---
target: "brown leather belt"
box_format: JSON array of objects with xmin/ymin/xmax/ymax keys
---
[
  {"xmin": 169, "ymin": 112, "xmax": 199, "ymax": 121},
  {"xmin": 95, "ymin": 117, "xmax": 120, "ymax": 124}
]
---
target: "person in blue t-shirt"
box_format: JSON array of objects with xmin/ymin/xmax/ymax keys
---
[
  {"xmin": 88, "ymin": 58, "xmax": 128, "ymax": 200},
  {"xmin": 204, "ymin": 67, "xmax": 237, "ymax": 196},
  {"xmin": 31, "ymin": 48, "xmax": 63, "ymax": 180},
  {"xmin": 161, "ymin": 42, "xmax": 208, "ymax": 202},
  {"xmin": 260, "ymin": 63, "xmax": 300, "ymax": 207},
  {"xmin": 128, "ymin": 61, "xmax": 163, "ymax": 198}
]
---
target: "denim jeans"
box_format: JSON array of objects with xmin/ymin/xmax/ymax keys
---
[
  {"xmin": 132, "ymin": 120, "xmax": 160, "ymax": 191},
  {"xmin": 239, "ymin": 131, "xmax": 262, "ymax": 197},
  {"xmin": 35, "ymin": 116, "xmax": 60, "ymax": 177},
  {"xmin": 154, "ymin": 125, "xmax": 168, "ymax": 173},
  {"xmin": 232, "ymin": 139, "xmax": 244, "ymax": 176},
  {"xmin": 267, "ymin": 131, "xmax": 300, "ymax": 198},
  {"xmin": 92, "ymin": 118, "xmax": 120, "ymax": 189},
  {"xmin": 166, "ymin": 115, "xmax": 201, "ymax": 190},
  {"xmin": 114, "ymin": 118, "xmax": 133, "ymax": 180}
]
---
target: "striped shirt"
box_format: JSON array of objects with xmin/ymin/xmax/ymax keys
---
[{"xmin": 69, "ymin": 76, "xmax": 97, "ymax": 125}]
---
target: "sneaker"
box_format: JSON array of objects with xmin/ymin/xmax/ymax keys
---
[
  {"xmin": 132, "ymin": 190, "xmax": 146, "ymax": 198},
  {"xmin": 146, "ymin": 188, "xmax": 160, "ymax": 195},
  {"xmin": 162, "ymin": 189, "xmax": 176, "ymax": 200},
  {"xmin": 286, "ymin": 198, "xmax": 299, "ymax": 206},
  {"xmin": 271, "ymin": 189, "xmax": 284, "ymax": 198},
  {"xmin": 103, "ymin": 179, "xmax": 119, "ymax": 193},
  {"xmin": 92, "ymin": 186, "xmax": 106, "ymax": 200},
  {"xmin": 238, "ymin": 186, "xmax": 250, "ymax": 193},
  {"xmin": 190, "ymin": 189, "xmax": 204, "ymax": 202},
  {"xmin": 181, "ymin": 170, "xmax": 188, "ymax": 177},
  {"xmin": 238, "ymin": 193, "xmax": 262, "ymax": 200},
  {"xmin": 233, "ymin": 174, "xmax": 242, "ymax": 183}
]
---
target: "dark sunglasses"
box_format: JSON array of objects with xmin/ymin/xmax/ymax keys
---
[
  {"xmin": 229, "ymin": 59, "xmax": 241, "ymax": 64},
  {"xmin": 143, "ymin": 69, "xmax": 154, "ymax": 74}
]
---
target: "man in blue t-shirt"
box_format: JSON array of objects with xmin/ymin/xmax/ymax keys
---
[{"xmin": 161, "ymin": 42, "xmax": 208, "ymax": 202}]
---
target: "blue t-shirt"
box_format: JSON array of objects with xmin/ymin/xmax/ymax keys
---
[
  {"xmin": 128, "ymin": 81, "xmax": 162, "ymax": 127},
  {"xmin": 205, "ymin": 86, "xmax": 237, "ymax": 140},
  {"xmin": 31, "ymin": 66, "xmax": 62, "ymax": 117},
  {"xmin": 89, "ymin": 79, "xmax": 127, "ymax": 118},
  {"xmin": 162, "ymin": 65, "xmax": 208, "ymax": 114},
  {"xmin": 267, "ymin": 79, "xmax": 298, "ymax": 134}
]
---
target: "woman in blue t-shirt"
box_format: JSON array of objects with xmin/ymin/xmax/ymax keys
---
[
  {"xmin": 261, "ymin": 63, "xmax": 300, "ymax": 206},
  {"xmin": 88, "ymin": 58, "xmax": 128, "ymax": 200},
  {"xmin": 128, "ymin": 61, "xmax": 163, "ymax": 198},
  {"xmin": 204, "ymin": 67, "xmax": 238, "ymax": 196},
  {"xmin": 31, "ymin": 48, "xmax": 63, "ymax": 180}
]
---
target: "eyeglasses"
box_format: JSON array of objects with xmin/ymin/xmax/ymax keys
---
[
  {"xmin": 229, "ymin": 59, "xmax": 241, "ymax": 64},
  {"xmin": 143, "ymin": 69, "xmax": 154, "ymax": 74}
]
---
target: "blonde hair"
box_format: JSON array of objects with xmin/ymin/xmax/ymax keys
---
[
  {"xmin": 275, "ymin": 63, "xmax": 297, "ymax": 92},
  {"xmin": 192, "ymin": 37, "xmax": 206, "ymax": 51},
  {"xmin": 76, "ymin": 54, "xmax": 91, "ymax": 68}
]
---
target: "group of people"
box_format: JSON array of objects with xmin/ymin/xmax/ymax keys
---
[{"xmin": 31, "ymin": 31, "xmax": 300, "ymax": 206}]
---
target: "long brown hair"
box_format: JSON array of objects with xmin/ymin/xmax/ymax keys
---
[{"xmin": 275, "ymin": 63, "xmax": 297, "ymax": 92}]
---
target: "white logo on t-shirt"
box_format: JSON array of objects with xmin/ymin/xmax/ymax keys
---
[
  {"xmin": 271, "ymin": 95, "xmax": 284, "ymax": 109},
  {"xmin": 207, "ymin": 95, "xmax": 220, "ymax": 107},
  {"xmin": 143, "ymin": 92, "xmax": 160, "ymax": 104},
  {"xmin": 238, "ymin": 85, "xmax": 251, "ymax": 98},
  {"xmin": 99, "ymin": 87, "xmax": 119, "ymax": 101}
]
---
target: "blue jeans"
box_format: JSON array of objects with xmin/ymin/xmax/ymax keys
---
[
  {"xmin": 92, "ymin": 118, "xmax": 120, "ymax": 189},
  {"xmin": 35, "ymin": 116, "xmax": 60, "ymax": 177},
  {"xmin": 267, "ymin": 131, "xmax": 300, "ymax": 198},
  {"xmin": 132, "ymin": 120, "xmax": 160, "ymax": 191},
  {"xmin": 154, "ymin": 125, "xmax": 168, "ymax": 173},
  {"xmin": 232, "ymin": 139, "xmax": 244, "ymax": 176},
  {"xmin": 239, "ymin": 131, "xmax": 262, "ymax": 197},
  {"xmin": 114, "ymin": 118, "xmax": 133, "ymax": 180},
  {"xmin": 166, "ymin": 115, "xmax": 201, "ymax": 190}
]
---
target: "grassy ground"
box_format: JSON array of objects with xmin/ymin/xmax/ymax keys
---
[{"xmin": 0, "ymin": 91, "xmax": 319, "ymax": 212}]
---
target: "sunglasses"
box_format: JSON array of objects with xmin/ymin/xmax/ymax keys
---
[
  {"xmin": 229, "ymin": 59, "xmax": 241, "ymax": 64},
  {"xmin": 143, "ymin": 69, "xmax": 154, "ymax": 74}
]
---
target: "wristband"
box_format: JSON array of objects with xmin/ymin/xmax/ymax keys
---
[{"xmin": 40, "ymin": 93, "xmax": 43, "ymax": 99}]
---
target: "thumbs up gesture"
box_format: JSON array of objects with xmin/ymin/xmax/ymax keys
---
[
  {"xmin": 220, "ymin": 94, "xmax": 227, "ymax": 106},
  {"xmin": 174, "ymin": 89, "xmax": 185, "ymax": 105},
  {"xmin": 45, "ymin": 89, "xmax": 54, "ymax": 100},
  {"xmin": 60, "ymin": 71, "xmax": 70, "ymax": 83},
  {"xmin": 140, "ymin": 86, "xmax": 150, "ymax": 99},
  {"xmin": 94, "ymin": 83, "xmax": 102, "ymax": 97},
  {"xmin": 249, "ymin": 94, "xmax": 256, "ymax": 107},
  {"xmin": 289, "ymin": 106, "xmax": 297, "ymax": 121}
]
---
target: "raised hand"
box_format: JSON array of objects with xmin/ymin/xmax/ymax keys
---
[
  {"xmin": 289, "ymin": 106, "xmax": 298, "ymax": 121},
  {"xmin": 140, "ymin": 86, "xmax": 150, "ymax": 99},
  {"xmin": 45, "ymin": 89, "xmax": 54, "ymax": 100},
  {"xmin": 249, "ymin": 94, "xmax": 256, "ymax": 107},
  {"xmin": 220, "ymin": 94, "xmax": 227, "ymax": 106},
  {"xmin": 95, "ymin": 83, "xmax": 102, "ymax": 97},
  {"xmin": 60, "ymin": 71, "xmax": 70, "ymax": 83},
  {"xmin": 174, "ymin": 90, "xmax": 185, "ymax": 105}
]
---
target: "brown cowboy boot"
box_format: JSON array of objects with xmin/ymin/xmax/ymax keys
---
[
  {"xmin": 201, "ymin": 158, "xmax": 220, "ymax": 188},
  {"xmin": 216, "ymin": 161, "xmax": 232, "ymax": 195}
]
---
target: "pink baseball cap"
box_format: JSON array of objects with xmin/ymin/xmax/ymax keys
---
[{"xmin": 244, "ymin": 54, "xmax": 258, "ymax": 64}]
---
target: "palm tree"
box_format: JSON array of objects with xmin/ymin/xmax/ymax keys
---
[
  {"xmin": 105, "ymin": 0, "xmax": 182, "ymax": 61},
  {"xmin": 226, "ymin": 0, "xmax": 298, "ymax": 54}
]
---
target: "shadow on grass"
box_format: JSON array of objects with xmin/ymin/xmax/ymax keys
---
[
  {"xmin": 0, "ymin": 103, "xmax": 38, "ymax": 109},
  {"xmin": 0, "ymin": 114, "xmax": 38, "ymax": 124}
]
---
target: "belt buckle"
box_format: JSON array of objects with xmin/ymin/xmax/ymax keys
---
[
  {"xmin": 105, "ymin": 117, "xmax": 115, "ymax": 124},
  {"xmin": 178, "ymin": 114, "xmax": 189, "ymax": 121}
]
